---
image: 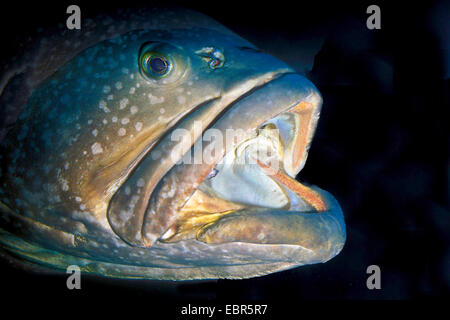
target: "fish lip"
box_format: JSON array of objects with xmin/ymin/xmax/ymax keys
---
[{"xmin": 161, "ymin": 187, "xmax": 346, "ymax": 269}]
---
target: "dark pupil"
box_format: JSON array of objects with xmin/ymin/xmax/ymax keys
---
[{"xmin": 149, "ymin": 57, "xmax": 167, "ymax": 74}]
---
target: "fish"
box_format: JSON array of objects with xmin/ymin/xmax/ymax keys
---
[{"xmin": 0, "ymin": 7, "xmax": 346, "ymax": 280}]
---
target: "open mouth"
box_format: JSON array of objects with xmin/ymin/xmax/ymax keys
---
[
  {"xmin": 107, "ymin": 72, "xmax": 345, "ymax": 263},
  {"xmin": 201, "ymin": 102, "xmax": 326, "ymax": 212},
  {"xmin": 159, "ymin": 100, "xmax": 330, "ymax": 245}
]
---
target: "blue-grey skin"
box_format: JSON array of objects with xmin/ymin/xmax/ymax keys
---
[{"xmin": 0, "ymin": 8, "xmax": 345, "ymax": 279}]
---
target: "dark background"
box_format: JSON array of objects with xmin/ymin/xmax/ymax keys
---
[{"xmin": 0, "ymin": 0, "xmax": 448, "ymax": 315}]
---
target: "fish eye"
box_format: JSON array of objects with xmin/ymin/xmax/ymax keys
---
[
  {"xmin": 138, "ymin": 42, "xmax": 189, "ymax": 85},
  {"xmin": 141, "ymin": 53, "xmax": 171, "ymax": 77},
  {"xmin": 149, "ymin": 56, "xmax": 169, "ymax": 74}
]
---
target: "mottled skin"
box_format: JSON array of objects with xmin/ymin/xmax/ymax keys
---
[{"xmin": 0, "ymin": 8, "xmax": 345, "ymax": 279}]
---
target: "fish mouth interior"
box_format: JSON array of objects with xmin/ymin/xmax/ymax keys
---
[{"xmin": 160, "ymin": 101, "xmax": 328, "ymax": 243}]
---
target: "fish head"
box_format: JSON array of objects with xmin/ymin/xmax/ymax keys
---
[{"xmin": 0, "ymin": 10, "xmax": 345, "ymax": 279}]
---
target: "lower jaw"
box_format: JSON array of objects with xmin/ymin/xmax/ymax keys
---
[
  {"xmin": 159, "ymin": 167, "xmax": 332, "ymax": 246},
  {"xmin": 160, "ymin": 184, "xmax": 345, "ymax": 260}
]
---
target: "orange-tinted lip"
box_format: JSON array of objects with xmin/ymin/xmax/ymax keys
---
[
  {"xmin": 252, "ymin": 100, "xmax": 327, "ymax": 212},
  {"xmin": 287, "ymin": 101, "xmax": 315, "ymax": 172},
  {"xmin": 256, "ymin": 160, "xmax": 327, "ymax": 212}
]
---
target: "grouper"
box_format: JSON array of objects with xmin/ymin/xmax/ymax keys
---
[{"xmin": 0, "ymin": 7, "xmax": 345, "ymax": 280}]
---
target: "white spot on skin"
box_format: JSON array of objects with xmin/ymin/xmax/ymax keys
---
[
  {"xmin": 148, "ymin": 93, "xmax": 164, "ymax": 104},
  {"xmin": 99, "ymin": 100, "xmax": 110, "ymax": 113},
  {"xmin": 102, "ymin": 119, "xmax": 108, "ymax": 124},
  {"xmin": 103, "ymin": 85, "xmax": 111, "ymax": 93},
  {"xmin": 159, "ymin": 108, "xmax": 165, "ymax": 114},
  {"xmin": 80, "ymin": 204, "xmax": 86, "ymax": 210},
  {"xmin": 257, "ymin": 233, "xmax": 265, "ymax": 241},
  {"xmin": 91, "ymin": 142, "xmax": 103, "ymax": 155},
  {"xmin": 177, "ymin": 95, "xmax": 186, "ymax": 104},
  {"xmin": 112, "ymin": 116, "xmax": 118, "ymax": 123},
  {"xmin": 117, "ymin": 128, "xmax": 126, "ymax": 136},
  {"xmin": 92, "ymin": 129, "xmax": 98, "ymax": 137},
  {"xmin": 135, "ymin": 122, "xmax": 143, "ymax": 131},
  {"xmin": 119, "ymin": 98, "xmax": 129, "ymax": 110},
  {"xmin": 121, "ymin": 118, "xmax": 130, "ymax": 125},
  {"xmin": 75, "ymin": 197, "xmax": 82, "ymax": 202},
  {"xmin": 119, "ymin": 209, "xmax": 133, "ymax": 222},
  {"xmin": 88, "ymin": 119, "xmax": 93, "ymax": 125},
  {"xmin": 115, "ymin": 82, "xmax": 123, "ymax": 90},
  {"xmin": 130, "ymin": 106, "xmax": 138, "ymax": 114},
  {"xmin": 107, "ymin": 94, "xmax": 114, "ymax": 100},
  {"xmin": 137, "ymin": 178, "xmax": 145, "ymax": 187},
  {"xmin": 125, "ymin": 186, "xmax": 131, "ymax": 195},
  {"xmin": 61, "ymin": 179, "xmax": 69, "ymax": 192},
  {"xmin": 129, "ymin": 87, "xmax": 136, "ymax": 94},
  {"xmin": 151, "ymin": 150, "xmax": 161, "ymax": 160}
]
